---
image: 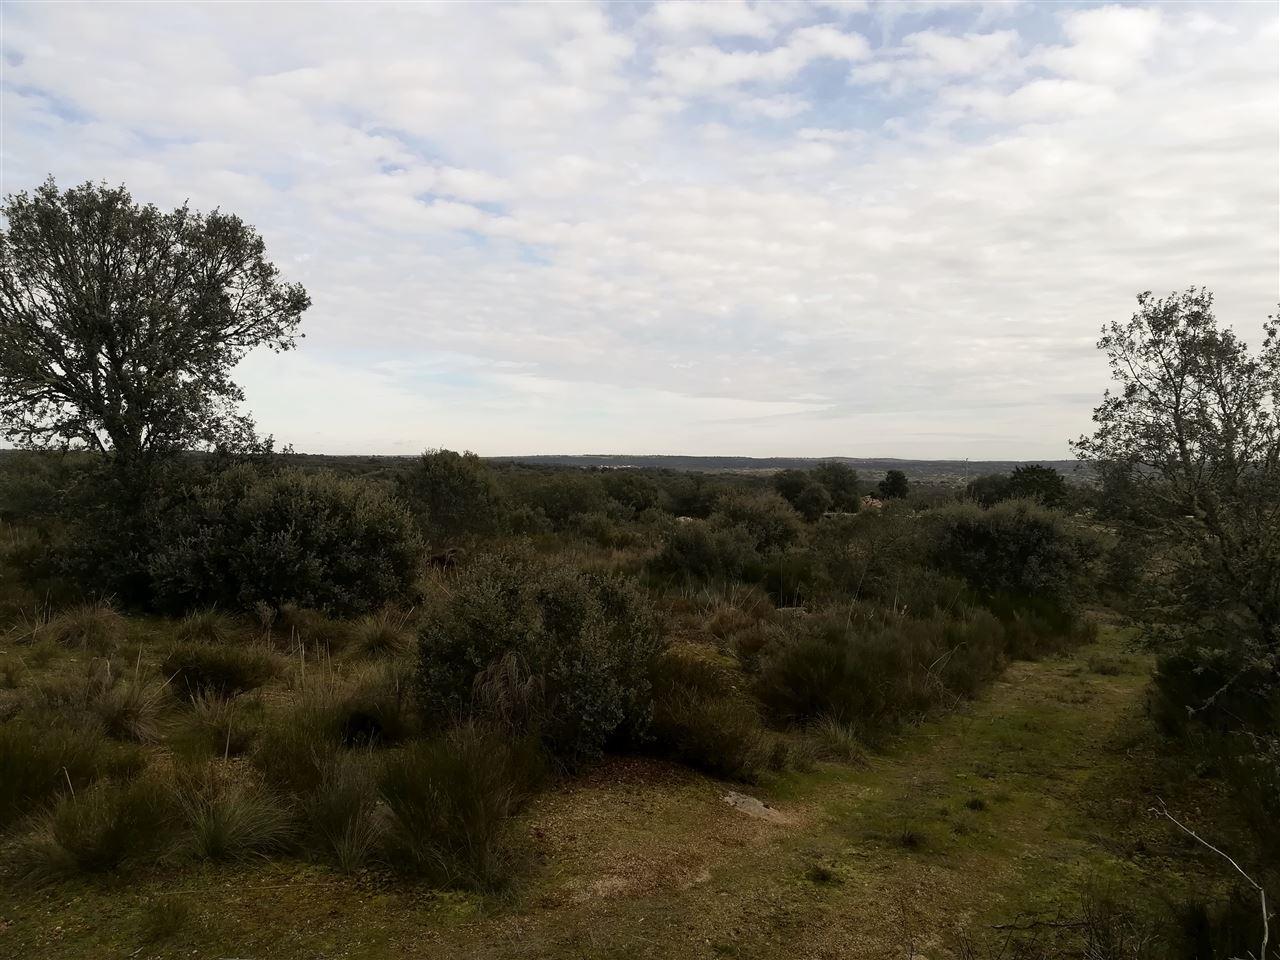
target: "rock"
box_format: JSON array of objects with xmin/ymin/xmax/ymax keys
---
[{"xmin": 723, "ymin": 791, "xmax": 791, "ymax": 824}]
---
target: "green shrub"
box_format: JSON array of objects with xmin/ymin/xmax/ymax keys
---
[
  {"xmin": 711, "ymin": 491, "xmax": 804, "ymax": 553},
  {"xmin": 162, "ymin": 642, "xmax": 282, "ymax": 700},
  {"xmin": 416, "ymin": 551, "xmax": 663, "ymax": 765},
  {"xmin": 10, "ymin": 779, "xmax": 173, "ymax": 883},
  {"xmin": 650, "ymin": 519, "xmax": 760, "ymax": 583},
  {"xmin": 397, "ymin": 448, "xmax": 507, "ymax": 539},
  {"xmin": 379, "ymin": 722, "xmax": 543, "ymax": 889},
  {"xmin": 150, "ymin": 465, "xmax": 424, "ymax": 615},
  {"xmin": 754, "ymin": 614, "xmax": 946, "ymax": 736},
  {"xmin": 927, "ymin": 500, "xmax": 1098, "ymax": 607}
]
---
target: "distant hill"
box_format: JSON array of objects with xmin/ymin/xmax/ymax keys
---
[{"xmin": 487, "ymin": 454, "xmax": 1089, "ymax": 484}]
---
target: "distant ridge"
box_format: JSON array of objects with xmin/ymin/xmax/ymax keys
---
[{"xmin": 487, "ymin": 454, "xmax": 1087, "ymax": 483}]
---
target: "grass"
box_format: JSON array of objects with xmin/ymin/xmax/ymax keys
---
[
  {"xmin": 9, "ymin": 779, "xmax": 172, "ymax": 884},
  {"xmin": 379, "ymin": 723, "xmax": 542, "ymax": 889},
  {"xmin": 162, "ymin": 641, "xmax": 282, "ymax": 699},
  {"xmin": 44, "ymin": 601, "xmax": 127, "ymax": 653},
  {"xmin": 0, "ymin": 620, "xmax": 1255, "ymax": 960},
  {"xmin": 178, "ymin": 769, "xmax": 294, "ymax": 862}
]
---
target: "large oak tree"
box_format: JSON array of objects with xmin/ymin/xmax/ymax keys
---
[{"xmin": 0, "ymin": 177, "xmax": 309, "ymax": 481}]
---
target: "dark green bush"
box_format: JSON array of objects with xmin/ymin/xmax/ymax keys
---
[
  {"xmin": 416, "ymin": 551, "xmax": 663, "ymax": 765},
  {"xmin": 397, "ymin": 449, "xmax": 506, "ymax": 539},
  {"xmin": 711, "ymin": 491, "xmax": 804, "ymax": 553},
  {"xmin": 927, "ymin": 499, "xmax": 1098, "ymax": 607},
  {"xmin": 379, "ymin": 722, "xmax": 543, "ymax": 888},
  {"xmin": 650, "ymin": 519, "xmax": 760, "ymax": 583},
  {"xmin": 150, "ymin": 465, "xmax": 424, "ymax": 615}
]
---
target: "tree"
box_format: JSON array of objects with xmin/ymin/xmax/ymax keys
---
[
  {"xmin": 966, "ymin": 473, "xmax": 1012, "ymax": 508},
  {"xmin": 1074, "ymin": 288, "xmax": 1279, "ymax": 729},
  {"xmin": 0, "ymin": 178, "xmax": 309, "ymax": 483},
  {"xmin": 878, "ymin": 469, "xmax": 909, "ymax": 499},
  {"xmin": 812, "ymin": 460, "xmax": 860, "ymax": 511},
  {"xmin": 398, "ymin": 448, "xmax": 506, "ymax": 539},
  {"xmin": 771, "ymin": 469, "xmax": 810, "ymax": 506},
  {"xmin": 794, "ymin": 482, "xmax": 833, "ymax": 522},
  {"xmin": 1006, "ymin": 464, "xmax": 1067, "ymax": 507}
]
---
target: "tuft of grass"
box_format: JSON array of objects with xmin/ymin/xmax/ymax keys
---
[
  {"xmin": 138, "ymin": 895, "xmax": 193, "ymax": 943},
  {"xmin": 162, "ymin": 642, "xmax": 282, "ymax": 700},
  {"xmin": 302, "ymin": 753, "xmax": 383, "ymax": 873},
  {"xmin": 9, "ymin": 779, "xmax": 172, "ymax": 883},
  {"xmin": 0, "ymin": 721, "xmax": 109, "ymax": 831},
  {"xmin": 175, "ymin": 692, "xmax": 263, "ymax": 759},
  {"xmin": 174, "ymin": 608, "xmax": 240, "ymax": 646},
  {"xmin": 45, "ymin": 601, "xmax": 126, "ymax": 653},
  {"xmin": 804, "ymin": 862, "xmax": 842, "ymax": 885},
  {"xmin": 177, "ymin": 769, "xmax": 294, "ymax": 862},
  {"xmin": 379, "ymin": 722, "xmax": 543, "ymax": 889},
  {"xmin": 897, "ymin": 825, "xmax": 928, "ymax": 851},
  {"xmin": 275, "ymin": 606, "xmax": 352, "ymax": 655},
  {"xmin": 351, "ymin": 608, "xmax": 414, "ymax": 658},
  {"xmin": 964, "ymin": 796, "xmax": 988, "ymax": 812},
  {"xmin": 91, "ymin": 677, "xmax": 170, "ymax": 743},
  {"xmin": 809, "ymin": 715, "xmax": 866, "ymax": 765}
]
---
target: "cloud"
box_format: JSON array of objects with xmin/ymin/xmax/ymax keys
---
[{"xmin": 2, "ymin": 1, "xmax": 1276, "ymax": 458}]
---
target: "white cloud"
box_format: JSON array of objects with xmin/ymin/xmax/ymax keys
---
[{"xmin": 2, "ymin": 0, "xmax": 1276, "ymax": 458}]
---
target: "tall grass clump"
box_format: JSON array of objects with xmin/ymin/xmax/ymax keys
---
[
  {"xmin": 162, "ymin": 642, "xmax": 282, "ymax": 700},
  {"xmin": 416, "ymin": 550, "xmax": 663, "ymax": 766},
  {"xmin": 174, "ymin": 608, "xmax": 241, "ymax": 645},
  {"xmin": 379, "ymin": 722, "xmax": 543, "ymax": 889},
  {"xmin": 9, "ymin": 779, "xmax": 172, "ymax": 883},
  {"xmin": 45, "ymin": 600, "xmax": 126, "ymax": 652},
  {"xmin": 176, "ymin": 768, "xmax": 293, "ymax": 862},
  {"xmin": 0, "ymin": 721, "xmax": 107, "ymax": 831},
  {"xmin": 649, "ymin": 643, "xmax": 773, "ymax": 782}
]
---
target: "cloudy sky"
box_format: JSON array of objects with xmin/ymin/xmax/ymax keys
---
[{"xmin": 2, "ymin": 1, "xmax": 1276, "ymax": 458}]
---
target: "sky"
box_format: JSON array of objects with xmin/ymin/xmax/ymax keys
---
[{"xmin": 2, "ymin": 1, "xmax": 1277, "ymax": 459}]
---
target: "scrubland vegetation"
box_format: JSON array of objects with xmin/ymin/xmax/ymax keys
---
[{"xmin": 0, "ymin": 181, "xmax": 1275, "ymax": 958}]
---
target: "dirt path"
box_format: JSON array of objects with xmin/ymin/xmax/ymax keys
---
[{"xmin": 1, "ymin": 633, "xmax": 1166, "ymax": 960}]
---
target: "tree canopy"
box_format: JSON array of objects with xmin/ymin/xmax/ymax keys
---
[{"xmin": 0, "ymin": 178, "xmax": 309, "ymax": 475}]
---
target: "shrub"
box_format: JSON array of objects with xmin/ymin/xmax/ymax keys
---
[
  {"xmin": 711, "ymin": 491, "xmax": 804, "ymax": 553},
  {"xmin": 150, "ymin": 465, "xmax": 424, "ymax": 616},
  {"xmin": 379, "ymin": 722, "xmax": 543, "ymax": 889},
  {"xmin": 10, "ymin": 779, "xmax": 173, "ymax": 883},
  {"xmin": 812, "ymin": 461, "xmax": 861, "ymax": 512},
  {"xmin": 878, "ymin": 469, "xmax": 909, "ymax": 499},
  {"xmin": 416, "ymin": 551, "xmax": 663, "ymax": 765},
  {"xmin": 162, "ymin": 642, "xmax": 282, "ymax": 700},
  {"xmin": 397, "ymin": 449, "xmax": 506, "ymax": 539},
  {"xmin": 927, "ymin": 500, "xmax": 1098, "ymax": 607},
  {"xmin": 45, "ymin": 601, "xmax": 126, "ymax": 652},
  {"xmin": 754, "ymin": 614, "xmax": 948, "ymax": 737},
  {"xmin": 650, "ymin": 519, "xmax": 760, "ymax": 583}
]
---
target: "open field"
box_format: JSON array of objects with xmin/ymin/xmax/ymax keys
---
[{"xmin": 0, "ymin": 625, "xmax": 1250, "ymax": 960}]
